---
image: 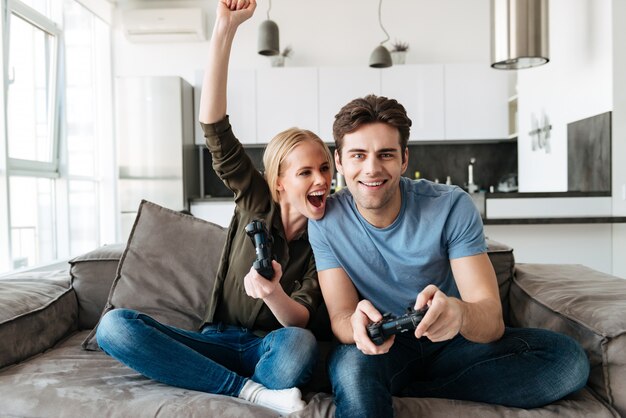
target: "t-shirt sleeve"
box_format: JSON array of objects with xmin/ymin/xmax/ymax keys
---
[
  {"xmin": 307, "ymin": 219, "xmax": 342, "ymax": 271},
  {"xmin": 445, "ymin": 188, "xmax": 487, "ymax": 259}
]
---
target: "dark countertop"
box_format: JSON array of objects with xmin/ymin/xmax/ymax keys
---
[
  {"xmin": 483, "ymin": 217, "xmax": 626, "ymax": 225},
  {"xmin": 486, "ymin": 191, "xmax": 611, "ymax": 198}
]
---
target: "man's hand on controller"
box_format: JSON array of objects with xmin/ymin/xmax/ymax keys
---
[
  {"xmin": 352, "ymin": 300, "xmax": 395, "ymax": 355},
  {"xmin": 244, "ymin": 260, "xmax": 283, "ymax": 300},
  {"xmin": 414, "ymin": 284, "xmax": 465, "ymax": 342}
]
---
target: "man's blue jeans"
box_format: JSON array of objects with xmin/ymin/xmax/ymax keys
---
[
  {"xmin": 329, "ymin": 327, "xmax": 590, "ymax": 418},
  {"xmin": 96, "ymin": 308, "xmax": 318, "ymax": 396}
]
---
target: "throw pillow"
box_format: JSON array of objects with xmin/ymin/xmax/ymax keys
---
[{"xmin": 82, "ymin": 200, "xmax": 227, "ymax": 350}]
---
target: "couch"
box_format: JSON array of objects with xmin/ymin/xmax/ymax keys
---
[{"xmin": 0, "ymin": 204, "xmax": 625, "ymax": 417}]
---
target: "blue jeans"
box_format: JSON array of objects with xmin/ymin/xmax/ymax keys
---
[
  {"xmin": 329, "ymin": 327, "xmax": 590, "ymax": 418},
  {"xmin": 96, "ymin": 308, "xmax": 318, "ymax": 396}
]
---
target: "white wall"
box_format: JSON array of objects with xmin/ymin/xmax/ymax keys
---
[
  {"xmin": 484, "ymin": 224, "xmax": 613, "ymax": 275},
  {"xmin": 113, "ymin": 0, "xmax": 491, "ymax": 82},
  {"xmin": 516, "ymin": 0, "xmax": 612, "ymax": 192}
]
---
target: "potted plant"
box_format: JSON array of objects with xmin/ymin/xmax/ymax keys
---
[
  {"xmin": 271, "ymin": 45, "xmax": 293, "ymax": 67},
  {"xmin": 390, "ymin": 40, "xmax": 409, "ymax": 65}
]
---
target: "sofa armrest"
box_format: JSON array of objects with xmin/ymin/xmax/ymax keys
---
[
  {"xmin": 0, "ymin": 269, "xmax": 77, "ymax": 369},
  {"xmin": 510, "ymin": 263, "xmax": 626, "ymax": 417}
]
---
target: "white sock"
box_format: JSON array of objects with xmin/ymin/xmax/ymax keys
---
[{"xmin": 238, "ymin": 379, "xmax": 306, "ymax": 415}]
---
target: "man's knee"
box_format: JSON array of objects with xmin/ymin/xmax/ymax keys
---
[
  {"xmin": 329, "ymin": 345, "xmax": 392, "ymax": 418},
  {"xmin": 555, "ymin": 333, "xmax": 590, "ymax": 394}
]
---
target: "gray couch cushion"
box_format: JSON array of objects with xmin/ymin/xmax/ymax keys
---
[
  {"xmin": 0, "ymin": 331, "xmax": 615, "ymax": 418},
  {"xmin": 485, "ymin": 238, "xmax": 515, "ymax": 324},
  {"xmin": 69, "ymin": 243, "xmax": 125, "ymax": 330},
  {"xmin": 82, "ymin": 200, "xmax": 227, "ymax": 350},
  {"xmin": 0, "ymin": 270, "xmax": 76, "ymax": 368},
  {"xmin": 510, "ymin": 264, "xmax": 626, "ymax": 418}
]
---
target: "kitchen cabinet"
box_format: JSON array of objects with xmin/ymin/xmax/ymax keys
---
[
  {"xmin": 216, "ymin": 63, "xmax": 510, "ymax": 145},
  {"xmin": 256, "ymin": 67, "xmax": 318, "ymax": 144},
  {"xmin": 381, "ymin": 64, "xmax": 446, "ymax": 140},
  {"xmin": 318, "ymin": 67, "xmax": 380, "ymax": 143},
  {"xmin": 227, "ymin": 68, "xmax": 257, "ymax": 144},
  {"xmin": 444, "ymin": 63, "xmax": 510, "ymax": 140},
  {"xmin": 194, "ymin": 69, "xmax": 256, "ymax": 145}
]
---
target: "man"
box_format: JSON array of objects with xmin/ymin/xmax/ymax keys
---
[{"xmin": 308, "ymin": 95, "xmax": 590, "ymax": 418}]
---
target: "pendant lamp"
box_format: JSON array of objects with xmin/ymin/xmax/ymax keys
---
[
  {"xmin": 258, "ymin": 0, "xmax": 279, "ymax": 56},
  {"xmin": 491, "ymin": 0, "xmax": 549, "ymax": 70},
  {"xmin": 369, "ymin": 0, "xmax": 392, "ymax": 68}
]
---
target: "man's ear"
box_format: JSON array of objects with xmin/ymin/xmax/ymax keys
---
[
  {"xmin": 334, "ymin": 150, "xmax": 344, "ymax": 175},
  {"xmin": 401, "ymin": 148, "xmax": 409, "ymax": 174}
]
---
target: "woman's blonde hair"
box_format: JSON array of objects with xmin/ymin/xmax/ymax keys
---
[{"xmin": 263, "ymin": 128, "xmax": 333, "ymax": 203}]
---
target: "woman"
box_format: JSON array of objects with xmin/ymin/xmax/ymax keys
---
[{"xmin": 96, "ymin": 0, "xmax": 333, "ymax": 414}]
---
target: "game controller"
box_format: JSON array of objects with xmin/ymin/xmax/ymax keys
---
[
  {"xmin": 366, "ymin": 306, "xmax": 429, "ymax": 345},
  {"xmin": 245, "ymin": 219, "xmax": 274, "ymax": 279}
]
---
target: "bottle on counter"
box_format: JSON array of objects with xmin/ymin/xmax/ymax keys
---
[{"xmin": 335, "ymin": 172, "xmax": 345, "ymax": 192}]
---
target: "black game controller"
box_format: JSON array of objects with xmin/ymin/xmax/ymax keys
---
[
  {"xmin": 245, "ymin": 220, "xmax": 274, "ymax": 279},
  {"xmin": 366, "ymin": 306, "xmax": 429, "ymax": 345}
]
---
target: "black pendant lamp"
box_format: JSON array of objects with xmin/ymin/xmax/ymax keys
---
[
  {"xmin": 491, "ymin": 0, "xmax": 549, "ymax": 70},
  {"xmin": 369, "ymin": 0, "xmax": 392, "ymax": 68},
  {"xmin": 258, "ymin": 0, "xmax": 279, "ymax": 56}
]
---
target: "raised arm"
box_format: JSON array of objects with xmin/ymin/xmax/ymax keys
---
[{"xmin": 199, "ymin": 0, "xmax": 256, "ymax": 124}]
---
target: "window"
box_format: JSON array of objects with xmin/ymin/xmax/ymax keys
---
[
  {"xmin": 7, "ymin": 14, "xmax": 56, "ymax": 163},
  {"xmin": 1, "ymin": 0, "xmax": 114, "ymax": 274},
  {"xmin": 64, "ymin": 0, "xmax": 114, "ymax": 255}
]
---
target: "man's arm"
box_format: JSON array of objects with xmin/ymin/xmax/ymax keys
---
[
  {"xmin": 319, "ymin": 268, "xmax": 395, "ymax": 354},
  {"xmin": 414, "ymin": 253, "xmax": 504, "ymax": 343}
]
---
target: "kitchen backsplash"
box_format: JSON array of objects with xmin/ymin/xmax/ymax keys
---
[{"xmin": 201, "ymin": 140, "xmax": 518, "ymax": 198}]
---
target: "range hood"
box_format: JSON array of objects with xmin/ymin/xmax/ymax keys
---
[{"xmin": 491, "ymin": 0, "xmax": 549, "ymax": 70}]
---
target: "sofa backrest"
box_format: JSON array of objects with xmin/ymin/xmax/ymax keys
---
[{"xmin": 69, "ymin": 231, "xmax": 515, "ymax": 331}]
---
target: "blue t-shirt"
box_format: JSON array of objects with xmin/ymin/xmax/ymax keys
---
[{"xmin": 308, "ymin": 177, "xmax": 486, "ymax": 317}]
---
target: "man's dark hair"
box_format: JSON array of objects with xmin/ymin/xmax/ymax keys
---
[{"xmin": 332, "ymin": 95, "xmax": 412, "ymax": 162}]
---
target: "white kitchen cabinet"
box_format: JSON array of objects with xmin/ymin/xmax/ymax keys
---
[
  {"xmin": 194, "ymin": 69, "xmax": 256, "ymax": 145},
  {"xmin": 318, "ymin": 67, "xmax": 381, "ymax": 143},
  {"xmin": 256, "ymin": 67, "xmax": 318, "ymax": 144},
  {"xmin": 444, "ymin": 64, "xmax": 510, "ymax": 140},
  {"xmin": 227, "ymin": 69, "xmax": 257, "ymax": 144},
  {"xmin": 381, "ymin": 64, "xmax": 445, "ymax": 140},
  {"xmin": 190, "ymin": 200, "xmax": 235, "ymax": 228}
]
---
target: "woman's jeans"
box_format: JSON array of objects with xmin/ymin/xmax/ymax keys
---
[
  {"xmin": 96, "ymin": 308, "xmax": 318, "ymax": 396},
  {"xmin": 329, "ymin": 327, "xmax": 590, "ymax": 418}
]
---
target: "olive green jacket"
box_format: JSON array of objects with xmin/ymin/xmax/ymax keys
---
[{"xmin": 201, "ymin": 117, "xmax": 321, "ymax": 332}]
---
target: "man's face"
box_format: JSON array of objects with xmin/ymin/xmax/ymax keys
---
[{"xmin": 336, "ymin": 123, "xmax": 408, "ymax": 223}]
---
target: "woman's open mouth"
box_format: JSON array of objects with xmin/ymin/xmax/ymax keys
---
[{"xmin": 307, "ymin": 191, "xmax": 326, "ymax": 208}]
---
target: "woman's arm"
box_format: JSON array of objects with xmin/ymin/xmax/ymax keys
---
[
  {"xmin": 199, "ymin": 0, "xmax": 256, "ymax": 124},
  {"xmin": 199, "ymin": 0, "xmax": 270, "ymax": 213},
  {"xmin": 244, "ymin": 261, "xmax": 310, "ymax": 328}
]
